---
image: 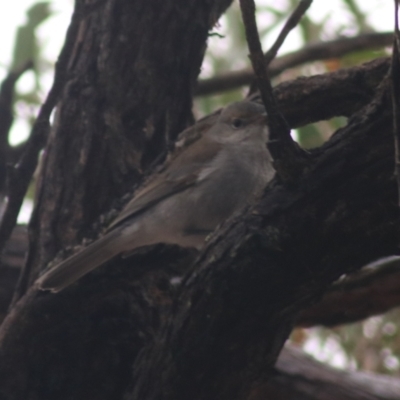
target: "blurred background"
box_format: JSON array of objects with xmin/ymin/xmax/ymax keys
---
[{"xmin": 0, "ymin": 0, "xmax": 397, "ymax": 378}]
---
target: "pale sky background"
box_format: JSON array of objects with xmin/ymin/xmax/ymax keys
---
[
  {"xmin": 0, "ymin": 0, "xmax": 73, "ymax": 79},
  {"xmin": 0, "ymin": 1, "xmax": 393, "ymax": 85}
]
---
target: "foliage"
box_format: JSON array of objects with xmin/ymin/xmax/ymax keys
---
[{"xmin": 8, "ymin": 2, "xmax": 53, "ymax": 143}]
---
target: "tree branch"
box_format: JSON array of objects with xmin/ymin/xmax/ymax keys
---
[
  {"xmin": 248, "ymin": 0, "xmax": 312, "ymax": 93},
  {"xmin": 0, "ymin": 3, "xmax": 83, "ymax": 260},
  {"xmin": 0, "ymin": 61, "xmax": 33, "ymax": 193},
  {"xmin": 130, "ymin": 76, "xmax": 398, "ymax": 399},
  {"xmin": 0, "ymin": 58, "xmax": 396, "ymax": 400},
  {"xmin": 5, "ymin": 230, "xmax": 400, "ymax": 331},
  {"xmin": 270, "ymin": 57, "xmax": 390, "ymax": 127},
  {"xmin": 264, "ymin": 346, "xmax": 400, "ymax": 400},
  {"xmin": 196, "ymin": 32, "xmax": 393, "ymax": 96},
  {"xmin": 8, "ymin": 3, "xmax": 85, "ymax": 303},
  {"xmin": 265, "ymin": 0, "xmax": 312, "ymax": 66},
  {"xmin": 297, "ymin": 256, "xmax": 400, "ymax": 327},
  {"xmin": 392, "ymin": 1, "xmax": 400, "ymax": 205},
  {"xmin": 239, "ymin": 0, "xmax": 307, "ymax": 182}
]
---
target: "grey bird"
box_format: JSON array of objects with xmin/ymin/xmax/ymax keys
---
[{"xmin": 36, "ymin": 101, "xmax": 275, "ymax": 292}]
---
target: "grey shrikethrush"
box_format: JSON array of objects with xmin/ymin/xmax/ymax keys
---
[{"xmin": 36, "ymin": 101, "xmax": 275, "ymax": 292}]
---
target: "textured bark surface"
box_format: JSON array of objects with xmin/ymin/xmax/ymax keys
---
[
  {"xmin": 128, "ymin": 83, "xmax": 399, "ymax": 400},
  {"xmin": 0, "ymin": 1, "xmax": 399, "ymax": 400},
  {"xmin": 297, "ymin": 256, "xmax": 400, "ymax": 327},
  {"xmin": 21, "ymin": 0, "xmax": 233, "ymax": 292},
  {"xmin": 0, "ymin": 66, "xmax": 398, "ymax": 400}
]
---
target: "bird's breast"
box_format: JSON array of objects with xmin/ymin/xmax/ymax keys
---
[{"xmin": 182, "ymin": 144, "xmax": 273, "ymax": 233}]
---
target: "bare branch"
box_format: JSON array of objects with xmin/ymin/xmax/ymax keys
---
[
  {"xmin": 392, "ymin": 1, "xmax": 400, "ymax": 205},
  {"xmin": 196, "ymin": 32, "xmax": 393, "ymax": 96},
  {"xmin": 297, "ymin": 257, "xmax": 400, "ymax": 327},
  {"xmin": 248, "ymin": 0, "xmax": 312, "ymax": 94},
  {"xmin": 265, "ymin": 346, "xmax": 400, "ymax": 400},
  {"xmin": 239, "ymin": 0, "xmax": 307, "ymax": 182},
  {"xmin": 0, "ymin": 61, "xmax": 33, "ymax": 193},
  {"xmin": 6, "ymin": 3, "xmax": 86, "ymax": 302},
  {"xmin": 264, "ymin": 0, "xmax": 312, "ymax": 66}
]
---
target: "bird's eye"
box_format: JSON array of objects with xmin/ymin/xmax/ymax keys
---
[{"xmin": 231, "ymin": 118, "xmax": 244, "ymax": 129}]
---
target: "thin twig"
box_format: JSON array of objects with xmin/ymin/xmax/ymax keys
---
[
  {"xmin": 239, "ymin": 0, "xmax": 288, "ymax": 133},
  {"xmin": 392, "ymin": 0, "xmax": 400, "ymax": 206},
  {"xmin": 0, "ymin": 61, "xmax": 33, "ymax": 193},
  {"xmin": 196, "ymin": 32, "xmax": 392, "ymax": 96},
  {"xmin": 264, "ymin": 0, "xmax": 312, "ymax": 66},
  {"xmin": 249, "ymin": 0, "xmax": 313, "ymax": 94},
  {"xmin": 239, "ymin": 0, "xmax": 306, "ymax": 182},
  {"xmin": 0, "ymin": 3, "xmax": 83, "ymax": 256}
]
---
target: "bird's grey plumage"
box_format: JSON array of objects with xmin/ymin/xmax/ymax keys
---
[{"xmin": 36, "ymin": 101, "xmax": 275, "ymax": 292}]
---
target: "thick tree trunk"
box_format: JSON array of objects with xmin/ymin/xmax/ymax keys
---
[
  {"xmin": 0, "ymin": 0, "xmax": 398, "ymax": 399},
  {"xmin": 18, "ymin": 0, "xmax": 233, "ymax": 294}
]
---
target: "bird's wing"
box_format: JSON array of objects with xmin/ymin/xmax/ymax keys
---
[{"xmin": 108, "ymin": 137, "xmax": 222, "ymax": 229}]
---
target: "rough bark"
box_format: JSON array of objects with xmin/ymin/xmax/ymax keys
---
[
  {"xmin": 3, "ymin": 238, "xmax": 400, "ymax": 400},
  {"xmin": 4, "ymin": 223, "xmax": 400, "ymax": 331},
  {"xmin": 297, "ymin": 256, "xmax": 400, "ymax": 327},
  {"xmin": 128, "ymin": 85, "xmax": 399, "ymax": 400},
  {"xmin": 0, "ymin": 67, "xmax": 398, "ymax": 400},
  {"xmin": 0, "ymin": 226, "xmax": 27, "ymax": 322},
  {"xmin": 20, "ymin": 0, "xmax": 233, "ymax": 294},
  {"xmin": 0, "ymin": 1, "xmax": 398, "ymax": 400}
]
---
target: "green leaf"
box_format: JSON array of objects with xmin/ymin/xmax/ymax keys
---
[
  {"xmin": 10, "ymin": 2, "xmax": 52, "ymax": 72},
  {"xmin": 27, "ymin": 2, "xmax": 51, "ymax": 27},
  {"xmin": 296, "ymin": 124, "xmax": 325, "ymax": 149}
]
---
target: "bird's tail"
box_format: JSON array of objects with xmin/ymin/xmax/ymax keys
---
[{"xmin": 36, "ymin": 228, "xmax": 124, "ymax": 293}]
